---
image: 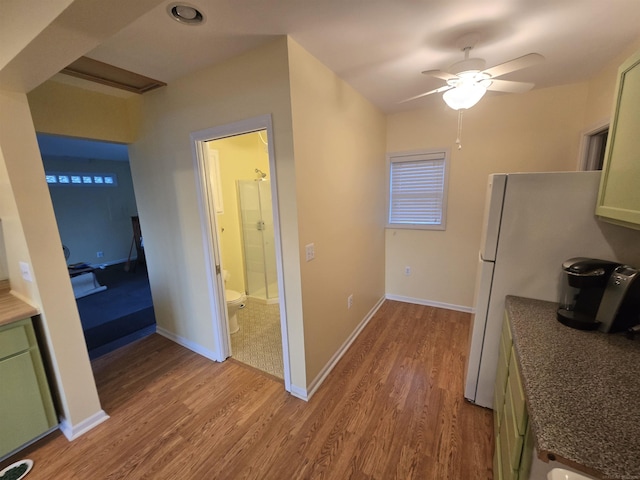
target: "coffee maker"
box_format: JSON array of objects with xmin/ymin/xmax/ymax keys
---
[
  {"xmin": 596, "ymin": 264, "xmax": 640, "ymax": 333},
  {"xmin": 558, "ymin": 257, "xmax": 640, "ymax": 332},
  {"xmin": 557, "ymin": 258, "xmax": 620, "ymax": 330}
]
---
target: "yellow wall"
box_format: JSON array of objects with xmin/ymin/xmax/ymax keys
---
[
  {"xmin": 126, "ymin": 37, "xmax": 308, "ymax": 388},
  {"xmin": 583, "ymin": 37, "xmax": 640, "ymax": 128},
  {"xmin": 287, "ymin": 39, "xmax": 387, "ymax": 383},
  {"xmin": 386, "ymin": 83, "xmax": 589, "ymax": 309},
  {"xmin": 28, "ymin": 79, "xmax": 141, "ymax": 143},
  {"xmin": 0, "ymin": 90, "xmax": 103, "ymax": 427},
  {"xmin": 209, "ymin": 132, "xmax": 270, "ymax": 293}
]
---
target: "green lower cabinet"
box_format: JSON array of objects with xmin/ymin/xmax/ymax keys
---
[
  {"xmin": 494, "ymin": 313, "xmax": 534, "ymax": 480},
  {"xmin": 0, "ymin": 318, "xmax": 57, "ymax": 458}
]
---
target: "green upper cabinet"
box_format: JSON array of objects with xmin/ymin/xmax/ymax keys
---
[{"xmin": 596, "ymin": 49, "xmax": 640, "ymax": 229}]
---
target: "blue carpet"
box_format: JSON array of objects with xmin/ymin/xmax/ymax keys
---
[{"xmin": 76, "ymin": 263, "xmax": 156, "ymax": 358}]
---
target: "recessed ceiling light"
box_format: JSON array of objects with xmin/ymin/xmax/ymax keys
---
[{"xmin": 167, "ymin": 3, "xmax": 205, "ymax": 25}]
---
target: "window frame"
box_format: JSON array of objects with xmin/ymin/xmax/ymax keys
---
[{"xmin": 386, "ymin": 148, "xmax": 450, "ymax": 231}]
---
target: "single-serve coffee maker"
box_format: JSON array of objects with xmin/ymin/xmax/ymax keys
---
[{"xmin": 558, "ymin": 257, "xmax": 640, "ymax": 332}]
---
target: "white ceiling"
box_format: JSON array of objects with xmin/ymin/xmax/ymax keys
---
[{"xmin": 82, "ymin": 0, "xmax": 640, "ymax": 113}]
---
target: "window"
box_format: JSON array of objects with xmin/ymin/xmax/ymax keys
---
[
  {"xmin": 387, "ymin": 149, "xmax": 449, "ymax": 230},
  {"xmin": 45, "ymin": 171, "xmax": 118, "ymax": 187}
]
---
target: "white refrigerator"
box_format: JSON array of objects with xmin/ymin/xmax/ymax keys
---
[{"xmin": 464, "ymin": 171, "xmax": 640, "ymax": 408}]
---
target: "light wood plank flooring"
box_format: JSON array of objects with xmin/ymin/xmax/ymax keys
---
[{"xmin": 2, "ymin": 300, "xmax": 493, "ymax": 479}]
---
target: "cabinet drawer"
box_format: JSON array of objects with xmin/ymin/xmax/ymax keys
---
[
  {"xmin": 499, "ymin": 412, "xmax": 520, "ymax": 480},
  {"xmin": 494, "ymin": 389, "xmax": 501, "ymax": 440},
  {"xmin": 503, "ymin": 385, "xmax": 525, "ymax": 471},
  {"xmin": 501, "ymin": 314, "xmax": 513, "ymax": 352},
  {"xmin": 495, "ymin": 331, "xmax": 510, "ymax": 412},
  {"xmin": 494, "ymin": 434, "xmax": 504, "ymax": 480},
  {"xmin": 0, "ymin": 351, "xmax": 53, "ymax": 454},
  {"xmin": 0, "ymin": 323, "xmax": 30, "ymax": 360},
  {"xmin": 508, "ymin": 348, "xmax": 528, "ymax": 435}
]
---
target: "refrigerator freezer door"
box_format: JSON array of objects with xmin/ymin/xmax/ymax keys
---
[
  {"xmin": 464, "ymin": 254, "xmax": 495, "ymax": 402},
  {"xmin": 479, "ymin": 174, "xmax": 507, "ymax": 262}
]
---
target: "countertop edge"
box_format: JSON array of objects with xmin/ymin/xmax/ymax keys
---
[{"xmin": 0, "ymin": 290, "xmax": 39, "ymax": 327}]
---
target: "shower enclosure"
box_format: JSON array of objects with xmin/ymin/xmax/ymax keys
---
[{"xmin": 237, "ymin": 179, "xmax": 278, "ymax": 302}]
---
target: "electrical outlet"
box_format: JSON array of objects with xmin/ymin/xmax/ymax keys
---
[
  {"xmin": 347, "ymin": 294, "xmax": 353, "ymax": 309},
  {"xmin": 405, "ymin": 266, "xmax": 411, "ymax": 276},
  {"xmin": 97, "ymin": 251, "xmax": 104, "ymax": 258},
  {"xmin": 305, "ymin": 243, "xmax": 315, "ymax": 262},
  {"xmin": 19, "ymin": 261, "xmax": 33, "ymax": 282}
]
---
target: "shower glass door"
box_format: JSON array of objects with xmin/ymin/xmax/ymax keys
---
[{"xmin": 238, "ymin": 180, "xmax": 278, "ymax": 302}]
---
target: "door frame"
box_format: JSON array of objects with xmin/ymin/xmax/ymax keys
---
[
  {"xmin": 190, "ymin": 114, "xmax": 291, "ymax": 391},
  {"xmin": 577, "ymin": 119, "xmax": 609, "ymax": 171}
]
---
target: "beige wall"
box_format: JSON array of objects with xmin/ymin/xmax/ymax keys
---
[
  {"xmin": 583, "ymin": 37, "xmax": 640, "ymax": 128},
  {"xmin": 287, "ymin": 39, "xmax": 387, "ymax": 383},
  {"xmin": 126, "ymin": 37, "xmax": 308, "ymax": 387},
  {"xmin": 0, "ymin": 90, "xmax": 102, "ymax": 427},
  {"xmin": 386, "ymin": 83, "xmax": 589, "ymax": 309},
  {"xmin": 209, "ymin": 133, "xmax": 270, "ymax": 294},
  {"xmin": 29, "ymin": 79, "xmax": 141, "ymax": 144}
]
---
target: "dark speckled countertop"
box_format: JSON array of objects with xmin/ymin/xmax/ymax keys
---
[{"xmin": 505, "ymin": 295, "xmax": 640, "ymax": 480}]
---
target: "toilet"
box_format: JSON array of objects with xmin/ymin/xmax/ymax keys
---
[{"xmin": 223, "ymin": 270, "xmax": 245, "ymax": 334}]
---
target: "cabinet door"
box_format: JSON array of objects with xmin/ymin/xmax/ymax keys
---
[
  {"xmin": 0, "ymin": 351, "xmax": 53, "ymax": 455},
  {"xmin": 596, "ymin": 49, "xmax": 640, "ymax": 228}
]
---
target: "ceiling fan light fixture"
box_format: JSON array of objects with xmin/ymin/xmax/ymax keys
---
[
  {"xmin": 442, "ymin": 82, "xmax": 487, "ymax": 110},
  {"xmin": 168, "ymin": 3, "xmax": 205, "ymax": 25}
]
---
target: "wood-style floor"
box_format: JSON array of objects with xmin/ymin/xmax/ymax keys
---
[{"xmin": 3, "ymin": 300, "xmax": 493, "ymax": 479}]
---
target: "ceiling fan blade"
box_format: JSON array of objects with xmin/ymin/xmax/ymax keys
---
[
  {"xmin": 483, "ymin": 53, "xmax": 544, "ymax": 78},
  {"xmin": 399, "ymin": 85, "xmax": 452, "ymax": 103},
  {"xmin": 486, "ymin": 79, "xmax": 535, "ymax": 93},
  {"xmin": 421, "ymin": 69, "xmax": 458, "ymax": 81}
]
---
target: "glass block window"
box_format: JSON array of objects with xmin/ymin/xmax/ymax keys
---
[{"xmin": 45, "ymin": 172, "xmax": 118, "ymax": 187}]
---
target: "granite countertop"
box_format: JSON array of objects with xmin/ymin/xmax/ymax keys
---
[
  {"xmin": 505, "ymin": 295, "xmax": 640, "ymax": 480},
  {"xmin": 0, "ymin": 281, "xmax": 39, "ymax": 327}
]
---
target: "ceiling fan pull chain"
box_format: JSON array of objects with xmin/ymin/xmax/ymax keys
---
[{"xmin": 456, "ymin": 109, "xmax": 463, "ymax": 150}]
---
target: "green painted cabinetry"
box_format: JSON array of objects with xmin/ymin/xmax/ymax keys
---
[
  {"xmin": 0, "ymin": 318, "xmax": 57, "ymax": 458},
  {"xmin": 493, "ymin": 313, "xmax": 533, "ymax": 480},
  {"xmin": 596, "ymin": 49, "xmax": 640, "ymax": 229}
]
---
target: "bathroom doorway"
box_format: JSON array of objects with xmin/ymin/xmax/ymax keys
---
[{"xmin": 191, "ymin": 115, "xmax": 290, "ymax": 388}]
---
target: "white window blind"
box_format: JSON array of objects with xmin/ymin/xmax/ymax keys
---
[{"xmin": 387, "ymin": 150, "xmax": 448, "ymax": 230}]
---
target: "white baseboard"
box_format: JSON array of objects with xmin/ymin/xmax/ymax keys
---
[
  {"xmin": 156, "ymin": 326, "xmax": 220, "ymax": 362},
  {"xmin": 304, "ymin": 295, "xmax": 386, "ymax": 401},
  {"xmin": 384, "ymin": 294, "xmax": 473, "ymax": 313},
  {"xmin": 289, "ymin": 384, "xmax": 309, "ymax": 401},
  {"xmin": 59, "ymin": 410, "xmax": 110, "ymax": 441}
]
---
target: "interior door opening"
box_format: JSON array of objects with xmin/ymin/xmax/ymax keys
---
[
  {"xmin": 36, "ymin": 133, "xmax": 156, "ymax": 359},
  {"xmin": 192, "ymin": 116, "xmax": 290, "ymax": 390}
]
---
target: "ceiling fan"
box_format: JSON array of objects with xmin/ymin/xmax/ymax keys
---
[{"xmin": 402, "ymin": 46, "xmax": 545, "ymax": 110}]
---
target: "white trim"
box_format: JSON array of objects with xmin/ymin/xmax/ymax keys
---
[
  {"xmin": 386, "ymin": 148, "xmax": 451, "ymax": 231},
  {"xmin": 305, "ymin": 296, "xmax": 386, "ymax": 401},
  {"xmin": 289, "ymin": 385, "xmax": 309, "ymax": 401},
  {"xmin": 156, "ymin": 327, "xmax": 219, "ymax": 362},
  {"xmin": 384, "ymin": 293, "xmax": 472, "ymax": 313},
  {"xmin": 59, "ymin": 410, "xmax": 109, "ymax": 441},
  {"xmin": 577, "ymin": 119, "xmax": 609, "ymax": 171},
  {"xmin": 191, "ymin": 136, "xmax": 229, "ymax": 362},
  {"xmin": 190, "ymin": 115, "xmax": 293, "ymax": 392}
]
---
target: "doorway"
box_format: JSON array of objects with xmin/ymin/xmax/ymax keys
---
[
  {"xmin": 37, "ymin": 133, "xmax": 156, "ymax": 358},
  {"xmin": 192, "ymin": 115, "xmax": 290, "ymax": 389},
  {"xmin": 579, "ymin": 122, "xmax": 609, "ymax": 171}
]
